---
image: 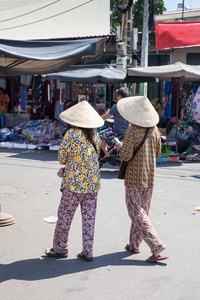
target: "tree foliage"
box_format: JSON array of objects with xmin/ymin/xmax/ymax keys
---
[
  {"xmin": 110, "ymin": 0, "xmax": 166, "ymax": 33},
  {"xmin": 110, "ymin": 0, "xmax": 123, "ymax": 33}
]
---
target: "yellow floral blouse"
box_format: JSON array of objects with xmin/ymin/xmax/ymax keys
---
[
  {"xmin": 58, "ymin": 128, "xmax": 101, "ymax": 193},
  {"xmin": 118, "ymin": 124, "xmax": 161, "ymax": 188}
]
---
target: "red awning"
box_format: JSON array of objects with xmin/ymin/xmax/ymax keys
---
[{"xmin": 155, "ymin": 21, "xmax": 200, "ymax": 50}]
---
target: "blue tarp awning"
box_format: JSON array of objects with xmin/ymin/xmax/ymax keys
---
[{"xmin": 0, "ymin": 37, "xmax": 106, "ymax": 75}]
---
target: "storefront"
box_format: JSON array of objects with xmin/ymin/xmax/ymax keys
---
[
  {"xmin": 128, "ymin": 62, "xmax": 200, "ymax": 162},
  {"xmin": 0, "ymin": 64, "xmax": 127, "ymax": 150}
]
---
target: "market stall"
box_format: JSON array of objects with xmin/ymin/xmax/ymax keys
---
[
  {"xmin": 128, "ymin": 62, "xmax": 200, "ymax": 161},
  {"xmin": 0, "ymin": 37, "xmax": 108, "ymax": 149},
  {"xmin": 44, "ymin": 64, "xmax": 127, "ymax": 115},
  {"xmin": 44, "ymin": 64, "xmax": 155, "ymax": 114}
]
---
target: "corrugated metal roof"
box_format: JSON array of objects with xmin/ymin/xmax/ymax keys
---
[{"xmin": 0, "ymin": 0, "xmax": 110, "ymax": 40}]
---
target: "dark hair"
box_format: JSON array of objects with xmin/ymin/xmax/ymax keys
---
[
  {"xmin": 79, "ymin": 127, "xmax": 95, "ymax": 147},
  {"xmin": 0, "ymin": 87, "xmax": 5, "ymax": 93},
  {"xmin": 118, "ymin": 87, "xmax": 129, "ymax": 98},
  {"xmin": 166, "ymin": 119, "xmax": 173, "ymax": 136}
]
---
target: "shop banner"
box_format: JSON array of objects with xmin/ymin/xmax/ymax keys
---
[{"xmin": 155, "ymin": 22, "xmax": 200, "ymax": 50}]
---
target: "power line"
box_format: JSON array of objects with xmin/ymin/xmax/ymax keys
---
[
  {"xmin": 0, "ymin": 0, "xmax": 60, "ymax": 24},
  {"xmin": 0, "ymin": 0, "xmax": 94, "ymax": 31}
]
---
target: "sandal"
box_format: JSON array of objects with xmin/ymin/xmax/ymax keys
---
[
  {"xmin": 146, "ymin": 254, "xmax": 169, "ymax": 263},
  {"xmin": 45, "ymin": 248, "xmax": 68, "ymax": 258},
  {"xmin": 125, "ymin": 244, "xmax": 141, "ymax": 254},
  {"xmin": 77, "ymin": 252, "xmax": 93, "ymax": 262}
]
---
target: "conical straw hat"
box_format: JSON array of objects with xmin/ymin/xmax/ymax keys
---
[
  {"xmin": 0, "ymin": 212, "xmax": 12, "ymax": 221},
  {"xmin": 117, "ymin": 96, "xmax": 159, "ymax": 127},
  {"xmin": 0, "ymin": 218, "xmax": 16, "ymax": 226},
  {"xmin": 0, "ymin": 212, "xmax": 16, "ymax": 227},
  {"xmin": 59, "ymin": 100, "xmax": 104, "ymax": 128}
]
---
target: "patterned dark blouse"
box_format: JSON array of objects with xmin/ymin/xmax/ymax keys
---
[
  {"xmin": 118, "ymin": 124, "xmax": 161, "ymax": 188},
  {"xmin": 58, "ymin": 128, "xmax": 101, "ymax": 193}
]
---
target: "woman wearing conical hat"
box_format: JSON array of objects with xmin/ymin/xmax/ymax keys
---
[
  {"xmin": 45, "ymin": 101, "xmax": 104, "ymax": 262},
  {"xmin": 116, "ymin": 96, "xmax": 169, "ymax": 263}
]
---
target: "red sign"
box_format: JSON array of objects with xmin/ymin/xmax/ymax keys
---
[{"xmin": 155, "ymin": 21, "xmax": 200, "ymax": 50}]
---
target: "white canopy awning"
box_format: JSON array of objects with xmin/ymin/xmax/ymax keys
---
[
  {"xmin": 128, "ymin": 62, "xmax": 200, "ymax": 81},
  {"xmin": 45, "ymin": 65, "xmax": 127, "ymax": 83},
  {"xmin": 128, "ymin": 62, "xmax": 200, "ymax": 151}
]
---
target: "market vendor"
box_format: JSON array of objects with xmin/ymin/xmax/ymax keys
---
[
  {"xmin": 0, "ymin": 87, "xmax": 10, "ymax": 113},
  {"xmin": 45, "ymin": 119, "xmax": 63, "ymax": 139},
  {"xmin": 166, "ymin": 117, "xmax": 192, "ymax": 153}
]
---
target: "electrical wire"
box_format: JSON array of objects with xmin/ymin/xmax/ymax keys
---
[
  {"xmin": 0, "ymin": 0, "xmax": 94, "ymax": 31},
  {"xmin": 104, "ymin": 35, "xmax": 113, "ymax": 52},
  {"xmin": 132, "ymin": 50, "xmax": 141, "ymax": 62},
  {"xmin": 0, "ymin": 0, "xmax": 60, "ymax": 24}
]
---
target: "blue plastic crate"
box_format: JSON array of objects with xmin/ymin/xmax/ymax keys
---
[{"xmin": 156, "ymin": 157, "xmax": 169, "ymax": 164}]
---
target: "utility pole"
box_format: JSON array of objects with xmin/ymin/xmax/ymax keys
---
[
  {"xmin": 115, "ymin": 0, "xmax": 136, "ymax": 95},
  {"xmin": 125, "ymin": 1, "xmax": 133, "ymax": 67},
  {"xmin": 140, "ymin": 0, "xmax": 149, "ymax": 96},
  {"xmin": 116, "ymin": 0, "xmax": 133, "ymax": 71},
  {"xmin": 182, "ymin": 0, "xmax": 185, "ymax": 20}
]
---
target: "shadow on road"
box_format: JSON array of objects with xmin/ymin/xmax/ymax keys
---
[
  {"xmin": 100, "ymin": 169, "xmax": 118, "ymax": 179},
  {"xmin": 0, "ymin": 148, "xmax": 58, "ymax": 162},
  {"xmin": 0, "ymin": 251, "xmax": 167, "ymax": 283},
  {"xmin": 156, "ymin": 162, "xmax": 182, "ymax": 167}
]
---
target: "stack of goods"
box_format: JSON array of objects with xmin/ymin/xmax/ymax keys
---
[
  {"xmin": 0, "ymin": 119, "xmax": 68, "ymax": 147},
  {"xmin": 168, "ymin": 152, "xmax": 179, "ymax": 162},
  {"xmin": 156, "ymin": 143, "xmax": 179, "ymax": 164},
  {"xmin": 180, "ymin": 153, "xmax": 200, "ymax": 161}
]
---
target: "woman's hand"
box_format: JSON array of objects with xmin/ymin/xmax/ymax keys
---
[
  {"xmin": 114, "ymin": 142, "xmax": 123, "ymax": 150},
  {"xmin": 186, "ymin": 128, "xmax": 192, "ymax": 134}
]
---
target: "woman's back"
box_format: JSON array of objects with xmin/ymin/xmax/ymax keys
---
[
  {"xmin": 119, "ymin": 125, "xmax": 161, "ymax": 188},
  {"xmin": 58, "ymin": 127, "xmax": 101, "ymax": 193}
]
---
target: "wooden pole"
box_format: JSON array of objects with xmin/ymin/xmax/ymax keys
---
[
  {"xmin": 11, "ymin": 77, "xmax": 15, "ymax": 132},
  {"xmin": 120, "ymin": 13, "xmax": 125, "ymax": 41},
  {"xmin": 175, "ymin": 78, "xmax": 180, "ymax": 153}
]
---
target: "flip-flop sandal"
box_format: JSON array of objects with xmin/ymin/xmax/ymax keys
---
[
  {"xmin": 45, "ymin": 248, "xmax": 68, "ymax": 258},
  {"xmin": 125, "ymin": 244, "xmax": 141, "ymax": 254},
  {"xmin": 146, "ymin": 254, "xmax": 169, "ymax": 263},
  {"xmin": 77, "ymin": 252, "xmax": 93, "ymax": 262}
]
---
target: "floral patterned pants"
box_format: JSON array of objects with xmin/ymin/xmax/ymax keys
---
[
  {"xmin": 125, "ymin": 187, "xmax": 163, "ymax": 254},
  {"xmin": 53, "ymin": 188, "xmax": 97, "ymax": 255}
]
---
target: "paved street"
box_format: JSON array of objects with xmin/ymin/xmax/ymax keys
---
[{"xmin": 0, "ymin": 148, "xmax": 200, "ymax": 300}]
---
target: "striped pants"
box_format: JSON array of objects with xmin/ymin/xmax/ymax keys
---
[
  {"xmin": 125, "ymin": 187, "xmax": 163, "ymax": 254},
  {"xmin": 53, "ymin": 188, "xmax": 97, "ymax": 255}
]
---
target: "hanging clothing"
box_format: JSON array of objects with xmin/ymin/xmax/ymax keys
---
[
  {"xmin": 0, "ymin": 93, "xmax": 10, "ymax": 112},
  {"xmin": 54, "ymin": 101, "xmax": 64, "ymax": 121},
  {"xmin": 20, "ymin": 85, "xmax": 26, "ymax": 111},
  {"xmin": 163, "ymin": 81, "xmax": 172, "ymax": 122}
]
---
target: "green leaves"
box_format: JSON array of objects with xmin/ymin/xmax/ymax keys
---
[{"xmin": 110, "ymin": 0, "xmax": 166, "ymax": 33}]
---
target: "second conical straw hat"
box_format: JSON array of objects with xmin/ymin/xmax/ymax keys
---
[
  {"xmin": 59, "ymin": 100, "xmax": 104, "ymax": 128},
  {"xmin": 117, "ymin": 96, "xmax": 159, "ymax": 127}
]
